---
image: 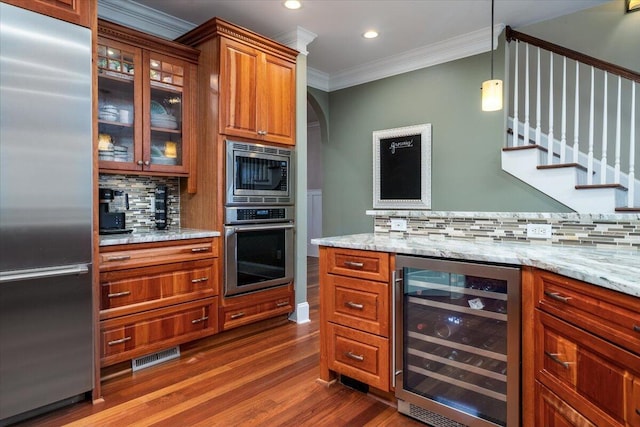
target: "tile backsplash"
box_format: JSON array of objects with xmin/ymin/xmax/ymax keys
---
[
  {"xmin": 369, "ymin": 210, "xmax": 640, "ymax": 251},
  {"xmin": 99, "ymin": 174, "xmax": 180, "ymax": 232}
]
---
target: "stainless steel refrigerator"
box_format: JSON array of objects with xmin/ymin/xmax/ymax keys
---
[{"xmin": 0, "ymin": 3, "xmax": 94, "ymax": 424}]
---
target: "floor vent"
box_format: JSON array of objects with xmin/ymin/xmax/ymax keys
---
[
  {"xmin": 132, "ymin": 346, "xmax": 180, "ymax": 372},
  {"xmin": 408, "ymin": 403, "xmax": 465, "ymax": 427}
]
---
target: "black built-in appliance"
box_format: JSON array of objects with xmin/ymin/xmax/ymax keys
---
[{"xmin": 99, "ymin": 188, "xmax": 130, "ymax": 234}]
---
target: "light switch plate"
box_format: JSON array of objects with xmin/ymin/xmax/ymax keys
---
[
  {"xmin": 527, "ymin": 223, "xmax": 552, "ymax": 239},
  {"xmin": 390, "ymin": 218, "xmax": 408, "ymax": 232}
]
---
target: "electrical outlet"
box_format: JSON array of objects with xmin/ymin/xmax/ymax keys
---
[
  {"xmin": 527, "ymin": 223, "xmax": 552, "ymax": 239},
  {"xmin": 390, "ymin": 218, "xmax": 408, "ymax": 232}
]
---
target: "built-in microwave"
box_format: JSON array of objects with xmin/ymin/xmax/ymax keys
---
[{"xmin": 226, "ymin": 140, "xmax": 293, "ymax": 206}]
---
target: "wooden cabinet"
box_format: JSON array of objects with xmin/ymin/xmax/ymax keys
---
[
  {"xmin": 219, "ymin": 38, "xmax": 296, "ymax": 145},
  {"xmin": 99, "ymin": 237, "xmax": 219, "ymax": 367},
  {"xmin": 319, "ymin": 246, "xmax": 392, "ymax": 391},
  {"xmin": 97, "ymin": 20, "xmax": 199, "ymax": 180},
  {"xmin": 176, "ymin": 17, "xmax": 297, "ymax": 147},
  {"xmin": 523, "ymin": 269, "xmax": 640, "ymax": 427},
  {"xmin": 2, "ymin": 0, "xmax": 94, "ymax": 28},
  {"xmin": 220, "ymin": 285, "xmax": 294, "ymax": 331}
]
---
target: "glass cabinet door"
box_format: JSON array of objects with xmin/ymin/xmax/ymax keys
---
[
  {"xmin": 144, "ymin": 52, "xmax": 187, "ymax": 173},
  {"xmin": 97, "ymin": 39, "xmax": 141, "ymax": 170}
]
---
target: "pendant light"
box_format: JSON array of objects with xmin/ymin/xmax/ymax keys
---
[{"xmin": 482, "ymin": 0, "xmax": 503, "ymax": 111}]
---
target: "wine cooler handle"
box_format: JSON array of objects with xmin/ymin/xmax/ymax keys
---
[{"xmin": 392, "ymin": 269, "xmax": 403, "ymax": 388}]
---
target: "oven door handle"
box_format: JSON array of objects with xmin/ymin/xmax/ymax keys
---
[{"xmin": 230, "ymin": 223, "xmax": 295, "ymax": 233}]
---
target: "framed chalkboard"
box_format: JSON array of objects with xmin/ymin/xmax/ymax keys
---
[{"xmin": 373, "ymin": 123, "xmax": 431, "ymax": 209}]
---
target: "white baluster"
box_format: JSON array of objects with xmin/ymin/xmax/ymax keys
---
[
  {"xmin": 560, "ymin": 57, "xmax": 567, "ymax": 164},
  {"xmin": 588, "ymin": 66, "xmax": 595, "ymax": 185},
  {"xmin": 573, "ymin": 62, "xmax": 580, "ymax": 164},
  {"xmin": 600, "ymin": 72, "xmax": 608, "ymax": 184},
  {"xmin": 536, "ymin": 47, "xmax": 542, "ymax": 147},
  {"xmin": 629, "ymin": 82, "xmax": 636, "ymax": 208},
  {"xmin": 524, "ymin": 44, "xmax": 530, "ymax": 146},
  {"xmin": 614, "ymin": 76, "xmax": 622, "ymax": 183},
  {"xmin": 547, "ymin": 52, "xmax": 554, "ymax": 166},
  {"xmin": 513, "ymin": 42, "xmax": 519, "ymax": 147}
]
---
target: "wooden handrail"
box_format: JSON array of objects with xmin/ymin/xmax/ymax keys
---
[{"xmin": 505, "ymin": 26, "xmax": 640, "ymax": 84}]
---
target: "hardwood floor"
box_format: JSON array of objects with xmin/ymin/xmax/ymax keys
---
[{"xmin": 17, "ymin": 258, "xmax": 423, "ymax": 427}]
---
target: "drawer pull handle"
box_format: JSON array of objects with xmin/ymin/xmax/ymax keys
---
[
  {"xmin": 636, "ymin": 408, "xmax": 640, "ymax": 416},
  {"xmin": 344, "ymin": 261, "xmax": 364, "ymax": 268},
  {"xmin": 633, "ymin": 324, "xmax": 640, "ymax": 333},
  {"xmin": 108, "ymin": 336, "xmax": 131, "ymax": 346},
  {"xmin": 345, "ymin": 351, "xmax": 364, "ymax": 362},
  {"xmin": 106, "ymin": 255, "xmax": 131, "ymax": 262},
  {"xmin": 230, "ymin": 312, "xmax": 245, "ymax": 319},
  {"xmin": 107, "ymin": 291, "xmax": 131, "ymax": 298},
  {"xmin": 544, "ymin": 291, "xmax": 571, "ymax": 303},
  {"xmin": 346, "ymin": 301, "xmax": 364, "ymax": 310},
  {"xmin": 544, "ymin": 351, "xmax": 570, "ymax": 369},
  {"xmin": 191, "ymin": 247, "xmax": 209, "ymax": 253},
  {"xmin": 191, "ymin": 277, "xmax": 209, "ymax": 284},
  {"xmin": 276, "ymin": 301, "xmax": 289, "ymax": 307},
  {"xmin": 191, "ymin": 316, "xmax": 209, "ymax": 324}
]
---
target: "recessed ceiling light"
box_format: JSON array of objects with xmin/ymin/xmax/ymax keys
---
[
  {"xmin": 363, "ymin": 30, "xmax": 379, "ymax": 39},
  {"xmin": 283, "ymin": 0, "xmax": 301, "ymax": 10}
]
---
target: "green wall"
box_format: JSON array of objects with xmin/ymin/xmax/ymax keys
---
[{"xmin": 322, "ymin": 47, "xmax": 570, "ymax": 236}]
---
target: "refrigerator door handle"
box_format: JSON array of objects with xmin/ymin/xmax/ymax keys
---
[{"xmin": 0, "ymin": 264, "xmax": 90, "ymax": 284}]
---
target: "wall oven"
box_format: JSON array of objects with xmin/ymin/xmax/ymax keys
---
[
  {"xmin": 226, "ymin": 140, "xmax": 293, "ymax": 205},
  {"xmin": 224, "ymin": 206, "xmax": 294, "ymax": 297}
]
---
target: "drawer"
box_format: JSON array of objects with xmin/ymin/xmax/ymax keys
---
[
  {"xmin": 100, "ymin": 297, "xmax": 218, "ymax": 366},
  {"xmin": 326, "ymin": 323, "xmax": 389, "ymax": 391},
  {"xmin": 626, "ymin": 375, "xmax": 640, "ymax": 427},
  {"xmin": 221, "ymin": 287, "xmax": 293, "ymax": 331},
  {"xmin": 535, "ymin": 270, "xmax": 640, "ymax": 355},
  {"xmin": 99, "ymin": 238, "xmax": 217, "ymax": 272},
  {"xmin": 536, "ymin": 382, "xmax": 597, "ymax": 427},
  {"xmin": 536, "ymin": 310, "xmax": 639, "ymax": 426},
  {"xmin": 325, "ymin": 274, "xmax": 389, "ymax": 336},
  {"xmin": 100, "ymin": 259, "xmax": 217, "ymax": 319},
  {"xmin": 325, "ymin": 247, "xmax": 389, "ymax": 282}
]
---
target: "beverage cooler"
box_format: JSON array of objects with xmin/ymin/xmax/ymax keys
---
[{"xmin": 394, "ymin": 256, "xmax": 520, "ymax": 427}]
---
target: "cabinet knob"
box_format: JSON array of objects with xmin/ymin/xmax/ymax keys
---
[
  {"xmin": 344, "ymin": 261, "xmax": 364, "ymax": 269},
  {"xmin": 137, "ymin": 160, "xmax": 144, "ymax": 166},
  {"xmin": 257, "ymin": 130, "xmax": 267, "ymax": 136},
  {"xmin": 230, "ymin": 312, "xmax": 245, "ymax": 319},
  {"xmin": 276, "ymin": 301, "xmax": 289, "ymax": 307},
  {"xmin": 107, "ymin": 291, "xmax": 131, "ymax": 298},
  {"xmin": 191, "ymin": 316, "xmax": 209, "ymax": 324},
  {"xmin": 144, "ymin": 160, "xmax": 150, "ymax": 166},
  {"xmin": 345, "ymin": 301, "xmax": 364, "ymax": 310},
  {"xmin": 543, "ymin": 291, "xmax": 571, "ymax": 303},
  {"xmin": 544, "ymin": 351, "xmax": 571, "ymax": 369},
  {"xmin": 108, "ymin": 336, "xmax": 131, "ymax": 346},
  {"xmin": 191, "ymin": 277, "xmax": 209, "ymax": 284},
  {"xmin": 106, "ymin": 255, "xmax": 131, "ymax": 262}
]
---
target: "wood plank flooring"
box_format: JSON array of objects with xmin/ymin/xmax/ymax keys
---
[{"xmin": 17, "ymin": 258, "xmax": 423, "ymax": 427}]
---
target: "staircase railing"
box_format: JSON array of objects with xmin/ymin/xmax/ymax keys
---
[{"xmin": 505, "ymin": 26, "xmax": 639, "ymax": 208}]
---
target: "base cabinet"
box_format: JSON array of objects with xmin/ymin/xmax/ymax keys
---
[
  {"xmin": 524, "ymin": 269, "xmax": 640, "ymax": 427},
  {"xmin": 319, "ymin": 246, "xmax": 392, "ymax": 392},
  {"xmin": 220, "ymin": 285, "xmax": 294, "ymax": 331},
  {"xmin": 99, "ymin": 238, "xmax": 219, "ymax": 367}
]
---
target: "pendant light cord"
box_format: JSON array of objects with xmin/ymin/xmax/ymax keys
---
[{"xmin": 490, "ymin": 0, "xmax": 495, "ymax": 80}]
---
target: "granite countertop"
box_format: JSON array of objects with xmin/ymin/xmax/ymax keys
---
[
  {"xmin": 311, "ymin": 233, "xmax": 640, "ymax": 298},
  {"xmin": 100, "ymin": 228, "xmax": 220, "ymax": 247}
]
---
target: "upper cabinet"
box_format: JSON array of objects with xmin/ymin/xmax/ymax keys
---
[
  {"xmin": 177, "ymin": 18, "xmax": 298, "ymax": 146},
  {"xmin": 2, "ymin": 0, "xmax": 94, "ymax": 28},
  {"xmin": 220, "ymin": 38, "xmax": 296, "ymax": 145},
  {"xmin": 97, "ymin": 20, "xmax": 199, "ymax": 177}
]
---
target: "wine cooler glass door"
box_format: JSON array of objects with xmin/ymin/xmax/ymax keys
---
[{"xmin": 395, "ymin": 255, "xmax": 520, "ymax": 427}]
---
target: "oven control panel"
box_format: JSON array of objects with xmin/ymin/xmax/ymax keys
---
[{"xmin": 225, "ymin": 206, "xmax": 294, "ymax": 224}]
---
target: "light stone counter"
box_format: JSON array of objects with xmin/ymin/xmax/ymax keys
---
[
  {"xmin": 100, "ymin": 228, "xmax": 219, "ymax": 247},
  {"xmin": 311, "ymin": 233, "xmax": 640, "ymax": 298}
]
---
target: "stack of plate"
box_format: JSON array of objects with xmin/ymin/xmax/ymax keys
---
[
  {"xmin": 98, "ymin": 148, "xmax": 114, "ymax": 161},
  {"xmin": 151, "ymin": 113, "xmax": 178, "ymax": 129},
  {"xmin": 151, "ymin": 155, "xmax": 178, "ymax": 165},
  {"xmin": 113, "ymin": 145, "xmax": 129, "ymax": 162},
  {"xmin": 99, "ymin": 105, "xmax": 118, "ymax": 121}
]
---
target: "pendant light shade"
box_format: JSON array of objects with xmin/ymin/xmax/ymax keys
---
[
  {"xmin": 482, "ymin": 79, "xmax": 503, "ymax": 111},
  {"xmin": 482, "ymin": 0, "xmax": 503, "ymax": 112}
]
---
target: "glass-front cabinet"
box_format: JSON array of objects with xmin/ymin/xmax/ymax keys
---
[{"xmin": 97, "ymin": 20, "xmax": 198, "ymax": 177}]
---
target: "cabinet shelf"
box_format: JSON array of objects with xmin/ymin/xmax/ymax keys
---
[
  {"xmin": 408, "ymin": 295, "xmax": 507, "ymax": 322},
  {"xmin": 98, "ymin": 119, "xmax": 133, "ymax": 128},
  {"xmin": 408, "ymin": 330, "xmax": 507, "ymax": 362},
  {"xmin": 150, "ymin": 126, "xmax": 181, "ymax": 134},
  {"xmin": 407, "ymin": 364, "xmax": 506, "ymax": 401}
]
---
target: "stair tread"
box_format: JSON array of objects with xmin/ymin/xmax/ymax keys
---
[
  {"xmin": 537, "ymin": 163, "xmax": 587, "ymax": 172},
  {"xmin": 575, "ymin": 183, "xmax": 627, "ymax": 191}
]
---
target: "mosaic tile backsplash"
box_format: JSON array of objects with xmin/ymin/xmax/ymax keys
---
[
  {"xmin": 369, "ymin": 211, "xmax": 640, "ymax": 251},
  {"xmin": 99, "ymin": 174, "xmax": 180, "ymax": 232}
]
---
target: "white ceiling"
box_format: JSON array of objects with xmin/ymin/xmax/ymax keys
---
[{"xmin": 101, "ymin": 0, "xmax": 610, "ymax": 91}]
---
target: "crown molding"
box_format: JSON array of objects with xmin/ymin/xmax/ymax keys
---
[
  {"xmin": 98, "ymin": 0, "xmax": 504, "ymax": 93},
  {"xmin": 98, "ymin": 0, "xmax": 196, "ymax": 40},
  {"xmin": 276, "ymin": 26, "xmax": 317, "ymax": 56},
  {"xmin": 327, "ymin": 24, "xmax": 505, "ymax": 91}
]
